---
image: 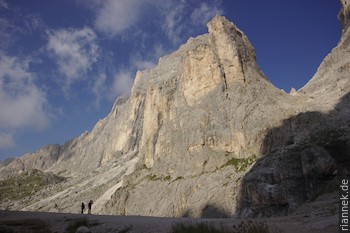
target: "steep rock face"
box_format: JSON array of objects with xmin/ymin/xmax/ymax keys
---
[
  {"xmin": 100, "ymin": 16, "xmax": 311, "ymax": 217},
  {"xmin": 138, "ymin": 16, "xmax": 299, "ymax": 179},
  {"xmin": 49, "ymin": 93, "xmax": 145, "ymax": 173}
]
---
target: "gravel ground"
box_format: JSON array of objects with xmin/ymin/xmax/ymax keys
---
[{"xmin": 0, "ymin": 207, "xmax": 338, "ymax": 233}]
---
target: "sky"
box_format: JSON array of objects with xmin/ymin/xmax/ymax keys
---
[{"xmin": 0, "ymin": 0, "xmax": 341, "ymax": 161}]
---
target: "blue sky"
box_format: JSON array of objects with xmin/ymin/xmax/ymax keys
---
[{"xmin": 0, "ymin": 0, "xmax": 341, "ymax": 161}]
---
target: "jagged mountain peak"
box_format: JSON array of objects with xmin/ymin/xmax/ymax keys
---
[
  {"xmin": 207, "ymin": 15, "xmax": 246, "ymax": 39},
  {"xmin": 207, "ymin": 14, "xmax": 255, "ymax": 60},
  {"xmin": 132, "ymin": 17, "xmax": 285, "ymax": 120}
]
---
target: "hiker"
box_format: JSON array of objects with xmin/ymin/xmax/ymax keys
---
[
  {"xmin": 81, "ymin": 202, "xmax": 85, "ymax": 214},
  {"xmin": 88, "ymin": 200, "xmax": 93, "ymax": 214}
]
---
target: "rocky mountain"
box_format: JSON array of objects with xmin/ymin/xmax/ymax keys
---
[{"xmin": 0, "ymin": 1, "xmax": 349, "ymax": 221}]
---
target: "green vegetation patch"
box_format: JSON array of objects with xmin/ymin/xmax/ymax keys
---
[
  {"xmin": 221, "ymin": 156, "xmax": 256, "ymax": 172},
  {"xmin": 0, "ymin": 219, "xmax": 51, "ymax": 233},
  {"xmin": 146, "ymin": 174, "xmax": 171, "ymax": 181},
  {"xmin": 174, "ymin": 176, "xmax": 184, "ymax": 182},
  {"xmin": 0, "ymin": 169, "xmax": 65, "ymax": 201},
  {"xmin": 65, "ymin": 217, "xmax": 99, "ymax": 233}
]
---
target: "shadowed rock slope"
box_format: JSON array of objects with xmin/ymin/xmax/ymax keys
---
[{"xmin": 0, "ymin": 2, "xmax": 349, "ymax": 220}]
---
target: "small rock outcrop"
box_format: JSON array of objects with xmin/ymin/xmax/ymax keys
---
[{"xmin": 75, "ymin": 226, "xmax": 91, "ymax": 233}]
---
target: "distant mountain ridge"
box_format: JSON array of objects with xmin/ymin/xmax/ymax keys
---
[{"xmin": 0, "ymin": 1, "xmax": 349, "ymax": 220}]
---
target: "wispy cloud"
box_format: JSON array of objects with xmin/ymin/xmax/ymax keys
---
[
  {"xmin": 91, "ymin": 72, "xmax": 107, "ymax": 106},
  {"xmin": 160, "ymin": 1, "xmax": 187, "ymax": 45},
  {"xmin": 47, "ymin": 27, "xmax": 100, "ymax": 92},
  {"xmin": 0, "ymin": 2, "xmax": 46, "ymax": 50},
  {"xmin": 191, "ymin": 2, "xmax": 223, "ymax": 26},
  {"xmin": 130, "ymin": 54, "xmax": 156, "ymax": 71},
  {"xmin": 93, "ymin": 0, "xmax": 148, "ymax": 37},
  {"xmin": 110, "ymin": 70, "xmax": 134, "ymax": 99},
  {"xmin": 0, "ymin": 0, "xmax": 8, "ymax": 9},
  {"xmin": 0, "ymin": 53, "xmax": 51, "ymax": 149},
  {"xmin": 160, "ymin": 0, "xmax": 223, "ymax": 44}
]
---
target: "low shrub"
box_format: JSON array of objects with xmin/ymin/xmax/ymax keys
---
[
  {"xmin": 172, "ymin": 220, "xmax": 282, "ymax": 233},
  {"xmin": 65, "ymin": 217, "xmax": 99, "ymax": 233},
  {"xmin": 172, "ymin": 221, "xmax": 223, "ymax": 233},
  {"xmin": 221, "ymin": 156, "xmax": 256, "ymax": 172},
  {"xmin": 232, "ymin": 220, "xmax": 274, "ymax": 233}
]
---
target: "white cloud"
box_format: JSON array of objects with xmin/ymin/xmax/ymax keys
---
[
  {"xmin": 0, "ymin": 53, "xmax": 51, "ymax": 149},
  {"xmin": 94, "ymin": 0, "xmax": 147, "ymax": 36},
  {"xmin": 107, "ymin": 48, "xmax": 160, "ymax": 99},
  {"xmin": 47, "ymin": 27, "xmax": 99, "ymax": 88},
  {"xmin": 130, "ymin": 54, "xmax": 156, "ymax": 71},
  {"xmin": 90, "ymin": 70, "xmax": 133, "ymax": 104},
  {"xmin": 110, "ymin": 70, "xmax": 134, "ymax": 99}
]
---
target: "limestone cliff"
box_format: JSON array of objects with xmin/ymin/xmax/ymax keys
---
[
  {"xmin": 0, "ymin": 3, "xmax": 349, "ymax": 220},
  {"xmin": 100, "ymin": 12, "xmax": 349, "ymax": 217}
]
